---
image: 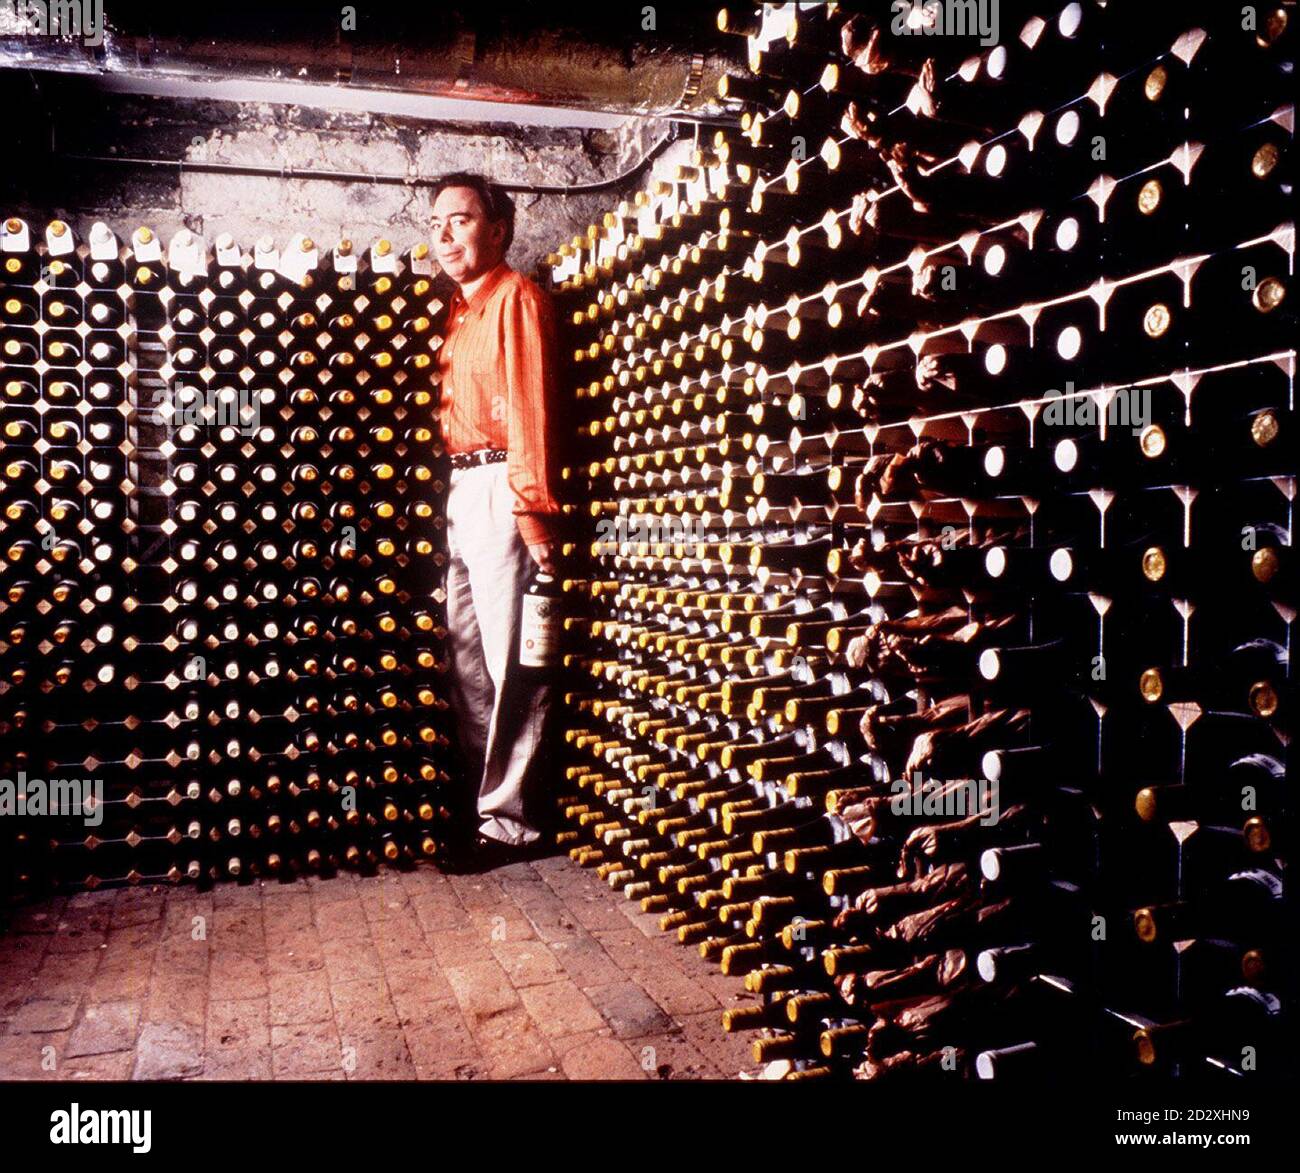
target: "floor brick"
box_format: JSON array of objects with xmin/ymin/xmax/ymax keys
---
[
  {"xmin": 338, "ymin": 1023, "xmax": 416, "ymax": 1079},
  {"xmin": 46, "ymin": 924, "xmax": 109, "ymax": 953},
  {"xmin": 384, "ymin": 958, "xmax": 455, "ymax": 1007},
  {"xmin": 85, "ymin": 961, "xmax": 153, "ymax": 1003},
  {"xmin": 329, "ymin": 976, "xmax": 400, "ymax": 1033},
  {"xmin": 402, "ymin": 1000, "xmax": 482, "ymax": 1078},
  {"xmin": 143, "ymin": 974, "xmax": 207, "ymax": 1028},
  {"xmin": 471, "ymin": 1006, "xmax": 557, "ymax": 1079},
  {"xmin": 10, "ymin": 997, "xmax": 81, "ymax": 1033},
  {"xmin": 559, "ymin": 1035, "xmax": 648, "ymax": 1080},
  {"xmin": 31, "ymin": 949, "xmax": 101, "ymax": 1003},
  {"xmin": 65, "ymin": 1000, "xmax": 141, "ymax": 1057},
  {"xmin": 584, "ymin": 980, "xmax": 677, "ymax": 1039},
  {"xmin": 446, "ymin": 874, "xmax": 509, "ymax": 912},
  {"xmin": 206, "ymin": 998, "xmax": 269, "ymax": 1053},
  {"xmin": 490, "ymin": 938, "xmax": 564, "ymax": 988},
  {"xmin": 519, "ymin": 980, "xmax": 605, "ymax": 1037},
  {"xmin": 427, "ymin": 926, "xmax": 495, "ymax": 970},
  {"xmin": 264, "ymin": 929, "xmax": 325, "ymax": 976},
  {"xmin": 444, "ymin": 959, "xmax": 520, "ymax": 1022},
  {"xmin": 321, "ymin": 935, "xmax": 384, "ymax": 983},
  {"xmin": 372, "ymin": 922, "xmax": 434, "ymax": 971},
  {"xmin": 270, "ymin": 1021, "xmax": 344, "ymax": 1078},
  {"xmin": 633, "ymin": 961, "xmax": 722, "ymax": 1018},
  {"xmin": 547, "ymin": 931, "xmax": 626, "ymax": 988},
  {"xmin": 207, "ymin": 953, "xmax": 270, "ymax": 1003},
  {"xmin": 268, "ymin": 969, "xmax": 334, "ymax": 1026},
  {"xmin": 132, "ymin": 1022, "xmax": 204, "ymax": 1080},
  {"xmin": 313, "ymin": 900, "xmax": 371, "ymax": 940}
]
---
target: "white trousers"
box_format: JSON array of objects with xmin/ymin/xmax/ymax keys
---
[{"xmin": 443, "ymin": 462, "xmax": 550, "ymax": 845}]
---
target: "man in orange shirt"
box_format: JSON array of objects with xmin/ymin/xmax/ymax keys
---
[{"xmin": 429, "ymin": 172, "xmax": 562, "ymax": 867}]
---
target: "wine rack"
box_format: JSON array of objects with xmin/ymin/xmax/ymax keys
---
[
  {"xmin": 547, "ymin": 2, "xmax": 1293, "ymax": 1081},
  {"xmin": 0, "ymin": 221, "xmax": 454, "ymax": 895}
]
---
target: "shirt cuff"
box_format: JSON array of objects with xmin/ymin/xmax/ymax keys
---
[{"xmin": 516, "ymin": 512, "xmax": 559, "ymax": 548}]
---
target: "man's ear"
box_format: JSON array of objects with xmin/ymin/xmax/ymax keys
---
[{"xmin": 490, "ymin": 219, "xmax": 508, "ymax": 254}]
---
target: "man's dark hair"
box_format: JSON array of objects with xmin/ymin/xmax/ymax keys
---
[{"xmin": 429, "ymin": 171, "xmax": 516, "ymax": 254}]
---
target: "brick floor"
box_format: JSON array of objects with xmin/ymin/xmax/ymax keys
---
[{"xmin": 0, "ymin": 858, "xmax": 756, "ymax": 1081}]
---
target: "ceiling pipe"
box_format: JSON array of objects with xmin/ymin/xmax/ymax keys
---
[
  {"xmin": 57, "ymin": 124, "xmax": 683, "ymax": 195},
  {"xmin": 0, "ymin": 23, "xmax": 738, "ymax": 120}
]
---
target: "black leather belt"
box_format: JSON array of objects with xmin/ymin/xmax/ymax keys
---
[{"xmin": 449, "ymin": 448, "xmax": 507, "ymax": 470}]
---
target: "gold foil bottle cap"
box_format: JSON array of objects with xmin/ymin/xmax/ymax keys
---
[
  {"xmin": 1137, "ymin": 178, "xmax": 1162, "ymax": 215},
  {"xmin": 1251, "ymin": 546, "xmax": 1279, "ymax": 583},
  {"xmin": 1252, "ymin": 276, "xmax": 1285, "ymax": 313},
  {"xmin": 1248, "ymin": 681, "xmax": 1278, "ymax": 719},
  {"xmin": 1243, "ymin": 816, "xmax": 1271, "ymax": 853},
  {"xmin": 1252, "ymin": 141, "xmax": 1280, "ymax": 179},
  {"xmin": 1143, "ymin": 303, "xmax": 1170, "ymax": 338},
  {"xmin": 1134, "ymin": 786, "xmax": 1158, "ymax": 822},
  {"xmin": 1141, "ymin": 546, "xmax": 1167, "ymax": 582},
  {"xmin": 1138, "ymin": 667, "xmax": 1163, "ymax": 702},
  {"xmin": 1251, "ymin": 410, "xmax": 1279, "ymax": 447},
  {"xmin": 1139, "ymin": 424, "xmax": 1167, "ymax": 458}
]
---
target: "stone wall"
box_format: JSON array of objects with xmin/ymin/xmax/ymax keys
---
[{"xmin": 0, "ymin": 72, "xmax": 675, "ymax": 274}]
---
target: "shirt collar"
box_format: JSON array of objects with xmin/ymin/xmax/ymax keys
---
[{"xmin": 450, "ymin": 260, "xmax": 512, "ymax": 317}]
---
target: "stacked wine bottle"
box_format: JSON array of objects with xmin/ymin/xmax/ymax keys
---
[
  {"xmin": 0, "ymin": 219, "xmax": 455, "ymax": 894},
  {"xmin": 546, "ymin": 1, "xmax": 1293, "ymax": 1081}
]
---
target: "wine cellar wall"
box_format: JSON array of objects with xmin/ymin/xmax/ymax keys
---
[
  {"xmin": 549, "ymin": 3, "xmax": 1293, "ymax": 1081},
  {"xmin": 0, "ymin": 0, "xmax": 1293, "ymax": 1088},
  {"xmin": 1, "ymin": 227, "xmax": 454, "ymax": 892}
]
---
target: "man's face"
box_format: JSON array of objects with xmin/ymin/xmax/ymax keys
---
[{"xmin": 430, "ymin": 186, "xmax": 506, "ymax": 287}]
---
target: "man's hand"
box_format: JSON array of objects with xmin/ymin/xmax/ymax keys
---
[{"xmin": 528, "ymin": 542, "xmax": 556, "ymax": 575}]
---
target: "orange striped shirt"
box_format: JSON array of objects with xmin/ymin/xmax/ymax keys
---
[{"xmin": 435, "ymin": 261, "xmax": 562, "ymax": 547}]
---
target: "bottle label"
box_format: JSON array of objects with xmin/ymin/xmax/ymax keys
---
[
  {"xmin": 278, "ymin": 234, "xmax": 317, "ymax": 283},
  {"xmin": 519, "ymin": 591, "xmax": 561, "ymax": 668},
  {"xmin": 169, "ymin": 233, "xmax": 206, "ymax": 277}
]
